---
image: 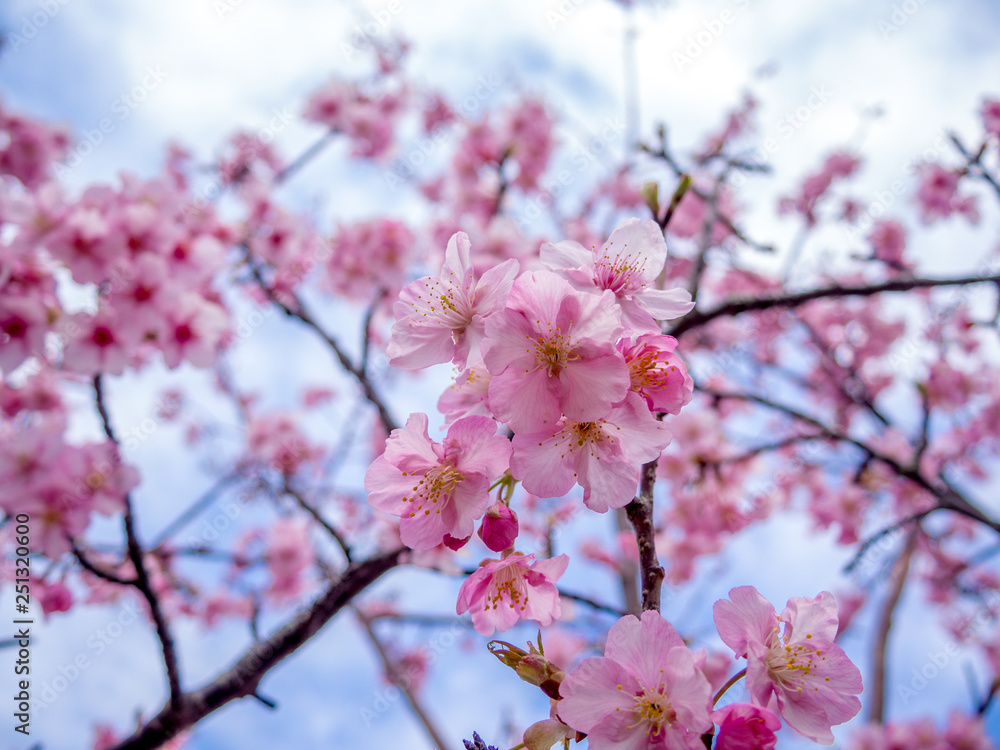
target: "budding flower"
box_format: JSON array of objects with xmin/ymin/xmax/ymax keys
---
[
  {"xmin": 443, "ymin": 533, "xmax": 472, "ymax": 551},
  {"xmin": 478, "ymin": 499, "xmax": 518, "ymax": 552},
  {"xmin": 488, "ymin": 636, "xmax": 565, "ymax": 700}
]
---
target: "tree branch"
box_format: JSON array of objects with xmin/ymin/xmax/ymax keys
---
[
  {"xmin": 241, "ymin": 245, "xmax": 398, "ymax": 434},
  {"xmin": 109, "ymin": 548, "xmax": 403, "ymax": 750},
  {"xmin": 668, "ymin": 273, "xmax": 1000, "ymax": 338},
  {"xmin": 625, "ymin": 459, "xmax": 664, "ymax": 612},
  {"xmin": 869, "ymin": 529, "xmax": 916, "ymax": 723},
  {"xmin": 281, "ymin": 479, "xmax": 352, "ymax": 562},
  {"xmin": 94, "ymin": 375, "xmax": 184, "ymax": 711},
  {"xmin": 353, "ymin": 606, "xmax": 451, "ymax": 750},
  {"xmin": 701, "ymin": 385, "xmax": 1000, "ymax": 535}
]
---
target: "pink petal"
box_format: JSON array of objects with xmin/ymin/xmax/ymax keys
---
[
  {"xmin": 557, "ymin": 657, "xmax": 637, "ymax": 734},
  {"xmin": 489, "ymin": 369, "xmax": 562, "ymax": 433},
  {"xmin": 558, "ymin": 351, "xmax": 629, "ymax": 423},
  {"xmin": 713, "ymin": 586, "xmax": 777, "ymax": 658},
  {"xmin": 781, "ymin": 591, "xmax": 839, "ymax": 643},
  {"xmin": 605, "ymin": 611, "xmax": 686, "ymax": 686},
  {"xmin": 474, "ymin": 258, "xmax": 519, "ymax": 314},
  {"xmin": 445, "ymin": 415, "xmax": 511, "ymax": 479},
  {"xmin": 380, "ymin": 413, "xmax": 440, "ymax": 473},
  {"xmin": 636, "ymin": 287, "xmax": 695, "ymax": 321},
  {"xmin": 510, "ymin": 429, "xmax": 579, "ymax": 499},
  {"xmin": 540, "ymin": 239, "xmax": 592, "ymax": 271}
]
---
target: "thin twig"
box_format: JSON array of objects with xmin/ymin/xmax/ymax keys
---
[
  {"xmin": 94, "ymin": 376, "xmax": 184, "ymax": 710},
  {"xmin": 274, "ymin": 128, "xmax": 338, "ymax": 185},
  {"xmin": 70, "ymin": 540, "xmax": 135, "ymax": 586},
  {"xmin": 242, "ymin": 245, "xmax": 398, "ymax": 434},
  {"xmin": 282, "ymin": 479, "xmax": 352, "ymax": 562},
  {"xmin": 558, "ymin": 588, "xmax": 627, "ymax": 618},
  {"xmin": 151, "ymin": 474, "xmax": 240, "ymax": 549},
  {"xmin": 353, "ymin": 606, "xmax": 451, "ymax": 750},
  {"xmin": 869, "ymin": 530, "xmax": 917, "ymax": 723},
  {"xmin": 844, "ymin": 510, "xmax": 934, "ymax": 574}
]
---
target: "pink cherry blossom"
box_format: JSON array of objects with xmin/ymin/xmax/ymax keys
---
[
  {"xmin": 712, "ymin": 703, "xmax": 781, "ymax": 750},
  {"xmin": 503, "ymin": 98, "xmax": 555, "ymax": 192},
  {"xmin": 510, "ymin": 392, "xmax": 672, "ymax": 512},
  {"xmin": 325, "ymin": 218, "xmax": 414, "ymax": 302},
  {"xmin": 482, "ymin": 270, "xmax": 629, "ymax": 433},
  {"xmin": 0, "ymin": 294, "xmax": 49, "ymax": 372},
  {"xmin": 247, "ymin": 412, "xmax": 321, "ymax": 475},
  {"xmin": 983, "ymin": 98, "xmax": 1000, "ymax": 137},
  {"xmin": 365, "ymin": 413, "xmax": 511, "ymax": 549},
  {"xmin": 437, "ymin": 365, "xmax": 492, "ymax": 426},
  {"xmin": 915, "ymin": 164, "xmax": 978, "ymax": 224},
  {"xmin": 39, "ymin": 580, "xmax": 74, "ymax": 617},
  {"xmin": 778, "ymin": 152, "xmax": 860, "ymax": 226},
  {"xmin": 541, "ymin": 218, "xmax": 694, "ymax": 333},
  {"xmin": 713, "ymin": 586, "xmax": 862, "ymax": 745},
  {"xmin": 618, "ymin": 334, "xmax": 693, "ymax": 415},
  {"xmin": 456, "ymin": 551, "xmax": 568, "ymax": 635},
  {"xmin": 667, "ymin": 181, "xmax": 739, "ymax": 245},
  {"xmin": 45, "ymin": 207, "xmax": 112, "ymax": 284},
  {"xmin": 265, "ymin": 518, "xmax": 314, "ymax": 603},
  {"xmin": 558, "ymin": 610, "xmax": 713, "ymax": 749},
  {"xmin": 62, "ymin": 307, "xmax": 135, "ymax": 376},
  {"xmin": 158, "ymin": 292, "xmax": 228, "ymax": 369},
  {"xmin": 867, "ymin": 219, "xmax": 909, "ymax": 269},
  {"xmin": 0, "ymin": 102, "xmax": 69, "ymax": 188},
  {"xmin": 387, "ymin": 231, "xmax": 518, "ymax": 370}
]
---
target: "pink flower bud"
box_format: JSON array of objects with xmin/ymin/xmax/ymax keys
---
[
  {"xmin": 478, "ymin": 501, "xmax": 518, "ymax": 552},
  {"xmin": 443, "ymin": 533, "xmax": 471, "ymax": 551},
  {"xmin": 712, "ymin": 703, "xmax": 781, "ymax": 749},
  {"xmin": 40, "ymin": 581, "xmax": 73, "ymax": 617}
]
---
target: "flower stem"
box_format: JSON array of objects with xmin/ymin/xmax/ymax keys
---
[{"xmin": 712, "ymin": 667, "xmax": 748, "ymax": 707}]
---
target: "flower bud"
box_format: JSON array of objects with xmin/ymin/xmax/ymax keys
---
[
  {"xmin": 488, "ymin": 637, "xmax": 565, "ymax": 700},
  {"xmin": 443, "ymin": 533, "xmax": 471, "ymax": 551},
  {"xmin": 478, "ymin": 500, "xmax": 518, "ymax": 552}
]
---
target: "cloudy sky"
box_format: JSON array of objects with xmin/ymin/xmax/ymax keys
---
[{"xmin": 2, "ymin": 0, "xmax": 1000, "ymax": 747}]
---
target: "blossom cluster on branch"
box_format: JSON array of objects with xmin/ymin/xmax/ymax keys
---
[{"xmin": 0, "ymin": 22, "xmax": 999, "ymax": 750}]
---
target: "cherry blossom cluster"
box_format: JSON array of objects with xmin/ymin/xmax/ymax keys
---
[
  {"xmin": 0, "ymin": 24, "xmax": 999, "ymax": 749},
  {"xmin": 2, "ymin": 167, "xmax": 231, "ymax": 375},
  {"xmin": 492, "ymin": 586, "xmax": 862, "ymax": 748},
  {"xmin": 365, "ymin": 217, "xmax": 696, "ymax": 634}
]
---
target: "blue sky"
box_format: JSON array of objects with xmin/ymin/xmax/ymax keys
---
[{"xmin": 2, "ymin": 0, "xmax": 1000, "ymax": 747}]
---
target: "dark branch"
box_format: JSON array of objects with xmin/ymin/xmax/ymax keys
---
[
  {"xmin": 625, "ymin": 459, "xmax": 664, "ymax": 612},
  {"xmin": 668, "ymin": 273, "xmax": 1000, "ymax": 338},
  {"xmin": 109, "ymin": 548, "xmax": 403, "ymax": 750},
  {"xmin": 93, "ymin": 376, "xmax": 184, "ymax": 711}
]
